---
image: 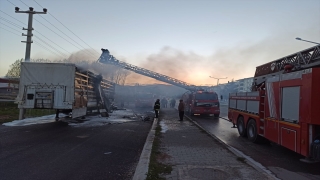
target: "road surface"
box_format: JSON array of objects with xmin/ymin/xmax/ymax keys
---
[
  {"xmin": 188, "ymin": 105, "xmax": 320, "ymax": 180},
  {"xmin": 0, "ymin": 108, "xmax": 153, "ymax": 180}
]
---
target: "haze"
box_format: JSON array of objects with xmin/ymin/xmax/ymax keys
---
[{"xmin": 0, "ymin": 0, "xmax": 319, "ymax": 85}]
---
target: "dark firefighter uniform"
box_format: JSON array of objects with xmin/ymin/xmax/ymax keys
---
[{"xmin": 154, "ymin": 99, "xmax": 160, "ymax": 118}]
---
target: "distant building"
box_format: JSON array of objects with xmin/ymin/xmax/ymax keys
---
[
  {"xmin": 0, "ymin": 78, "xmax": 19, "ymax": 99},
  {"xmin": 235, "ymin": 77, "xmax": 253, "ymax": 92}
]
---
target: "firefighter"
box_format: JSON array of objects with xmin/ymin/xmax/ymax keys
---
[
  {"xmin": 154, "ymin": 99, "xmax": 160, "ymax": 119},
  {"xmin": 164, "ymin": 98, "xmax": 168, "ymax": 108},
  {"xmin": 170, "ymin": 98, "xmax": 176, "ymax": 108},
  {"xmin": 178, "ymin": 99, "xmax": 185, "ymax": 121}
]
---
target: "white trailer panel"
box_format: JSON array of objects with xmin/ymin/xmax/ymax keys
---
[{"xmin": 17, "ymin": 62, "xmax": 75, "ymax": 109}]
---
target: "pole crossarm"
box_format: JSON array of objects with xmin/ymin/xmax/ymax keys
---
[
  {"xmin": 209, "ymin": 76, "xmax": 227, "ymax": 85},
  {"xmin": 98, "ymin": 49, "xmax": 199, "ymax": 91}
]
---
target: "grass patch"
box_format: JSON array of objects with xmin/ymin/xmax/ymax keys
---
[
  {"xmin": 146, "ymin": 119, "xmax": 172, "ymax": 180},
  {"xmin": 0, "ymin": 101, "xmax": 55, "ymax": 124}
]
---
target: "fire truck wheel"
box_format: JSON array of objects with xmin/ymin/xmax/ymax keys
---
[
  {"xmin": 237, "ymin": 116, "xmax": 247, "ymax": 137},
  {"xmin": 247, "ymin": 119, "xmax": 261, "ymax": 143},
  {"xmin": 214, "ymin": 113, "xmax": 219, "ymax": 118}
]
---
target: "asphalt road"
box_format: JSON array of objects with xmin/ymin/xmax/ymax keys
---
[
  {"xmin": 188, "ymin": 105, "xmax": 320, "ymax": 180},
  {"xmin": 0, "ymin": 108, "xmax": 153, "ymax": 180}
]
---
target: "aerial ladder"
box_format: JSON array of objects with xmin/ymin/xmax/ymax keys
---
[
  {"xmin": 252, "ymin": 45, "xmax": 320, "ymax": 90},
  {"xmin": 98, "ymin": 49, "xmax": 200, "ymax": 91}
]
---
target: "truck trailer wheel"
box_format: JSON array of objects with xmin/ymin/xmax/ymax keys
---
[
  {"xmin": 237, "ymin": 116, "xmax": 247, "ymax": 137},
  {"xmin": 247, "ymin": 119, "xmax": 262, "ymax": 143}
]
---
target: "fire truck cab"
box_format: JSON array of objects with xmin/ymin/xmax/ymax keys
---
[
  {"xmin": 183, "ymin": 90, "xmax": 220, "ymax": 117},
  {"xmin": 228, "ymin": 45, "xmax": 320, "ymax": 161}
]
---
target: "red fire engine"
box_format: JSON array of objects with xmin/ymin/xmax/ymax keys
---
[
  {"xmin": 228, "ymin": 45, "xmax": 320, "ymax": 161},
  {"xmin": 183, "ymin": 90, "xmax": 220, "ymax": 117}
]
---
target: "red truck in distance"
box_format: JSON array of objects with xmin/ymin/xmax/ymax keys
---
[{"xmin": 182, "ymin": 90, "xmax": 220, "ymax": 117}]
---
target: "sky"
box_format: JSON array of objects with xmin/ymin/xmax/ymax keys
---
[{"xmin": 0, "ymin": 0, "xmax": 319, "ymax": 85}]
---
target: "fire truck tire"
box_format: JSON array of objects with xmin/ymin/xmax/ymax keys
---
[
  {"xmin": 237, "ymin": 116, "xmax": 247, "ymax": 137},
  {"xmin": 214, "ymin": 113, "xmax": 219, "ymax": 118},
  {"xmin": 247, "ymin": 119, "xmax": 262, "ymax": 143}
]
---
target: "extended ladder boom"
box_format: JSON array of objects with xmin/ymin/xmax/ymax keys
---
[
  {"xmin": 98, "ymin": 49, "xmax": 198, "ymax": 91},
  {"xmin": 254, "ymin": 45, "xmax": 320, "ymax": 85}
]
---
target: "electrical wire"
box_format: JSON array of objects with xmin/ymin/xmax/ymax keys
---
[
  {"xmin": 0, "ymin": 17, "xmax": 67, "ymax": 59},
  {"xmin": 34, "ymin": 30, "xmax": 73, "ymax": 55},
  {"xmin": 36, "ymin": 15, "xmax": 97, "ymax": 58},
  {"xmin": 0, "ymin": 16, "xmax": 22, "ymax": 28},
  {"xmin": 0, "ymin": 10, "xmax": 26, "ymax": 25},
  {"xmin": 33, "ymin": 41, "xmax": 66, "ymax": 59},
  {"xmin": 33, "ymin": 35, "xmax": 68, "ymax": 58},
  {"xmin": 0, "ymin": 26, "xmax": 21, "ymax": 36},
  {"xmin": 33, "ymin": 0, "xmax": 100, "ymax": 55},
  {"xmin": 0, "ymin": 21, "xmax": 23, "ymax": 33},
  {"xmin": 18, "ymin": 0, "xmax": 98, "ymax": 59},
  {"xmin": 6, "ymin": 0, "xmax": 17, "ymax": 7},
  {"xmin": 0, "ymin": 26, "xmax": 65, "ymax": 59},
  {"xmin": 0, "ymin": 15, "xmax": 72, "ymax": 56},
  {"xmin": 19, "ymin": 0, "xmax": 28, "ymax": 7}
]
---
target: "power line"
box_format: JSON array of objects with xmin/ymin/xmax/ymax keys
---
[
  {"xmin": 33, "ymin": 35, "xmax": 68, "ymax": 58},
  {"xmin": 0, "ymin": 21, "xmax": 23, "ymax": 33},
  {"xmin": 0, "ymin": 17, "xmax": 67, "ymax": 59},
  {"xmin": 0, "ymin": 10, "xmax": 26, "ymax": 25},
  {"xmin": 34, "ymin": 41, "xmax": 66, "ymax": 59},
  {"xmin": 0, "ymin": 16, "xmax": 72, "ymax": 56},
  {"xmin": 36, "ymin": 15, "xmax": 97, "ymax": 58},
  {"xmin": 19, "ymin": 0, "xmax": 28, "ymax": 7},
  {"xmin": 34, "ymin": 30, "xmax": 73, "ymax": 55},
  {"xmin": 33, "ymin": 0, "xmax": 100, "ymax": 55},
  {"xmin": 18, "ymin": 0, "xmax": 98, "ymax": 59},
  {"xmin": 1, "ymin": 3, "xmax": 72, "ymax": 56},
  {"xmin": 6, "ymin": 0, "xmax": 17, "ymax": 7},
  {"xmin": 0, "ymin": 26, "xmax": 65, "ymax": 59},
  {"xmin": 0, "ymin": 16, "xmax": 23, "ymax": 28},
  {"xmin": 0, "ymin": 26, "xmax": 21, "ymax": 36}
]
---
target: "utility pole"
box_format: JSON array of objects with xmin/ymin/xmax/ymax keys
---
[
  {"xmin": 209, "ymin": 76, "xmax": 228, "ymax": 86},
  {"xmin": 15, "ymin": 7, "xmax": 47, "ymax": 62},
  {"xmin": 15, "ymin": 7, "xmax": 47, "ymax": 120}
]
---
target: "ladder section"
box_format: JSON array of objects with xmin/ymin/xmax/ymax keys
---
[
  {"xmin": 254, "ymin": 45, "xmax": 320, "ymax": 86},
  {"xmin": 97, "ymin": 49, "xmax": 198, "ymax": 91},
  {"xmin": 258, "ymin": 89, "xmax": 265, "ymax": 136}
]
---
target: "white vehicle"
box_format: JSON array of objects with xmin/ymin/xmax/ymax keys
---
[{"xmin": 16, "ymin": 62, "xmax": 115, "ymax": 119}]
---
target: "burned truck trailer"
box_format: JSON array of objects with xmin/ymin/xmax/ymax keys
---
[{"xmin": 16, "ymin": 62, "xmax": 115, "ymax": 118}]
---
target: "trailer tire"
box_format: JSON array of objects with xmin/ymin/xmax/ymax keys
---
[
  {"xmin": 237, "ymin": 116, "xmax": 247, "ymax": 137},
  {"xmin": 247, "ymin": 119, "xmax": 262, "ymax": 143}
]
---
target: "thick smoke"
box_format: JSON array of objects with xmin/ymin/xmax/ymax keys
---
[{"xmin": 125, "ymin": 27, "xmax": 319, "ymax": 85}]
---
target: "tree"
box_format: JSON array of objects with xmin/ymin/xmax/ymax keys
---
[
  {"xmin": 6, "ymin": 58, "xmax": 52, "ymax": 78},
  {"xmin": 6, "ymin": 59, "xmax": 23, "ymax": 78}
]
